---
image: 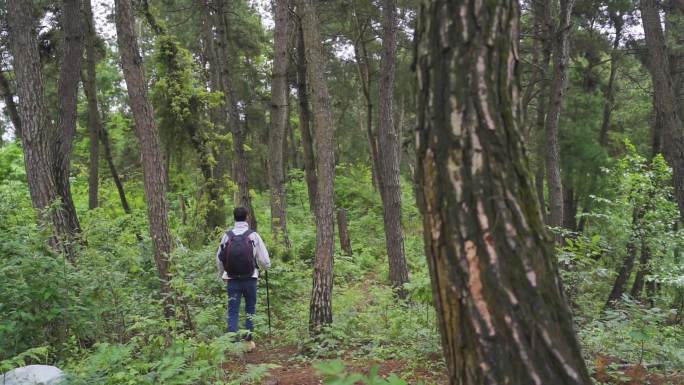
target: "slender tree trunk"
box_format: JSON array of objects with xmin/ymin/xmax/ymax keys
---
[
  {"xmin": 114, "ymin": 0, "xmax": 175, "ymax": 318},
  {"xmin": 605, "ymin": 206, "xmax": 644, "ymax": 308},
  {"xmin": 415, "ymin": 1, "xmax": 592, "ymax": 383},
  {"xmin": 7, "ymin": 0, "xmax": 77, "ymax": 259},
  {"xmin": 337, "ymin": 208, "xmax": 352, "ymax": 256},
  {"xmin": 562, "ymin": 182, "xmax": 577, "ymax": 231},
  {"xmin": 99, "ymin": 124, "xmax": 131, "ymax": 214},
  {"xmin": 297, "ymin": 0, "xmax": 336, "ymax": 335},
  {"xmin": 630, "ymin": 238, "xmax": 651, "ymax": 300},
  {"xmin": 214, "ymin": 0, "xmax": 257, "ymax": 229},
  {"xmin": 532, "ymin": 0, "xmax": 552, "ymax": 221},
  {"xmin": 546, "ymin": 0, "xmax": 576, "ymax": 233},
  {"xmin": 54, "ymin": 0, "xmax": 84, "ymax": 237},
  {"xmin": 377, "ymin": 0, "xmax": 409, "ymax": 295},
  {"xmin": 83, "ymin": 0, "xmax": 101, "ymax": 210},
  {"xmin": 641, "ymin": 0, "xmax": 684, "ymax": 223},
  {"xmin": 598, "ymin": 17, "xmax": 623, "ymax": 146},
  {"xmin": 295, "ymin": 17, "xmax": 318, "ymax": 211},
  {"xmin": 0, "ymin": 70, "xmax": 22, "ymax": 140},
  {"xmin": 351, "ymin": 4, "xmax": 382, "ymax": 192},
  {"xmin": 269, "ymin": 0, "xmax": 291, "ymax": 247}
]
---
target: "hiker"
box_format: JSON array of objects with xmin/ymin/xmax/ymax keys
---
[{"xmin": 216, "ymin": 207, "xmax": 270, "ymax": 350}]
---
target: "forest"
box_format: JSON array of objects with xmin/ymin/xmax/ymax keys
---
[{"xmin": 1, "ymin": 0, "xmax": 684, "ymax": 384}]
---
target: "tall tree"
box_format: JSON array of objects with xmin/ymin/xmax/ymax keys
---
[
  {"xmin": 415, "ymin": 0, "xmax": 592, "ymax": 383},
  {"xmin": 545, "ymin": 0, "xmax": 577, "ymax": 232},
  {"xmin": 641, "ymin": 0, "xmax": 684, "ymax": 223},
  {"xmin": 54, "ymin": 0, "xmax": 84, "ymax": 235},
  {"xmin": 377, "ymin": 0, "xmax": 409, "ymax": 295},
  {"xmin": 297, "ymin": 0, "xmax": 336, "ymax": 334},
  {"xmin": 214, "ymin": 0, "xmax": 257, "ymax": 229},
  {"xmin": 114, "ymin": 0, "xmax": 175, "ymax": 317},
  {"xmin": 83, "ymin": 0, "xmax": 101, "ymax": 210},
  {"xmin": 0, "ymin": 69, "xmax": 22, "ymax": 140},
  {"xmin": 294, "ymin": 16, "xmax": 317, "ymax": 211},
  {"xmin": 7, "ymin": 0, "xmax": 77, "ymax": 257},
  {"xmin": 269, "ymin": 0, "xmax": 291, "ymax": 247}
]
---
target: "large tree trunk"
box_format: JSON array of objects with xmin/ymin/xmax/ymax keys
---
[
  {"xmin": 214, "ymin": 0, "xmax": 257, "ymax": 229},
  {"xmin": 269, "ymin": 0, "xmax": 291, "ymax": 247},
  {"xmin": 295, "ymin": 17, "xmax": 317, "ymax": 211},
  {"xmin": 83, "ymin": 0, "xmax": 101, "ymax": 210},
  {"xmin": 0, "ymin": 69, "xmax": 22, "ymax": 140},
  {"xmin": 377, "ymin": 0, "xmax": 409, "ymax": 295},
  {"xmin": 415, "ymin": 1, "xmax": 592, "ymax": 383},
  {"xmin": 297, "ymin": 0, "xmax": 336, "ymax": 335},
  {"xmin": 545, "ymin": 0, "xmax": 577, "ymax": 232},
  {"xmin": 54, "ymin": 0, "xmax": 84, "ymax": 236},
  {"xmin": 114, "ymin": 0, "xmax": 175, "ymax": 318},
  {"xmin": 7, "ymin": 0, "xmax": 77, "ymax": 259},
  {"xmin": 641, "ymin": 0, "xmax": 684, "ymax": 223}
]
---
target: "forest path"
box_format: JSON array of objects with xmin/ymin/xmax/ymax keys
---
[{"xmin": 222, "ymin": 344, "xmax": 447, "ymax": 385}]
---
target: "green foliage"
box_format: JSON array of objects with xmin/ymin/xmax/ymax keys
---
[{"xmin": 315, "ymin": 360, "xmax": 419, "ymax": 385}]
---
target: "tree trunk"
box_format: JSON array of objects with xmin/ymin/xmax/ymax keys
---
[
  {"xmin": 415, "ymin": 1, "xmax": 592, "ymax": 383},
  {"xmin": 351, "ymin": 3, "xmax": 382, "ymax": 193},
  {"xmin": 269, "ymin": 0, "xmax": 291, "ymax": 247},
  {"xmin": 295, "ymin": 17, "xmax": 317, "ymax": 212},
  {"xmin": 337, "ymin": 208, "xmax": 352, "ymax": 256},
  {"xmin": 641, "ymin": 0, "xmax": 684, "ymax": 223},
  {"xmin": 83, "ymin": 0, "xmax": 101, "ymax": 210},
  {"xmin": 562, "ymin": 182, "xmax": 577, "ymax": 231},
  {"xmin": 7, "ymin": 0, "xmax": 77, "ymax": 259},
  {"xmin": 630, "ymin": 238, "xmax": 651, "ymax": 300},
  {"xmin": 213, "ymin": 1, "xmax": 257, "ymax": 230},
  {"xmin": 598, "ymin": 16, "xmax": 623, "ymax": 146},
  {"xmin": 99, "ymin": 124, "xmax": 131, "ymax": 214},
  {"xmin": 297, "ymin": 0, "xmax": 336, "ymax": 335},
  {"xmin": 0, "ymin": 69, "xmax": 22, "ymax": 140},
  {"xmin": 605, "ymin": 205, "xmax": 645, "ymax": 308},
  {"xmin": 545, "ymin": 0, "xmax": 577, "ymax": 233},
  {"xmin": 377, "ymin": 0, "xmax": 409, "ymax": 296},
  {"xmin": 54, "ymin": 0, "xmax": 84, "ymax": 236},
  {"xmin": 114, "ymin": 0, "xmax": 175, "ymax": 318}
]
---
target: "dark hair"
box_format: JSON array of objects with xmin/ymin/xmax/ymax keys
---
[{"xmin": 233, "ymin": 207, "xmax": 248, "ymax": 222}]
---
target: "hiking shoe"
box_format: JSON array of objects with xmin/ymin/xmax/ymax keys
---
[{"xmin": 246, "ymin": 341, "xmax": 256, "ymax": 352}]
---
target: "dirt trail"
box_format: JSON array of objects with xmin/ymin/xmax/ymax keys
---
[{"xmin": 222, "ymin": 345, "xmax": 447, "ymax": 385}]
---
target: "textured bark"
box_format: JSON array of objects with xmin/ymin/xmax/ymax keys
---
[
  {"xmin": 0, "ymin": 70, "xmax": 22, "ymax": 140},
  {"xmin": 214, "ymin": 0, "xmax": 257, "ymax": 230},
  {"xmin": 295, "ymin": 17, "xmax": 317, "ymax": 211},
  {"xmin": 641, "ymin": 0, "xmax": 684, "ymax": 223},
  {"xmin": 337, "ymin": 208, "xmax": 352, "ymax": 256},
  {"xmin": 545, "ymin": 0, "xmax": 577, "ymax": 232},
  {"xmin": 54, "ymin": 0, "xmax": 84, "ymax": 236},
  {"xmin": 99, "ymin": 124, "xmax": 131, "ymax": 214},
  {"xmin": 114, "ymin": 0, "xmax": 174, "ymax": 317},
  {"xmin": 377, "ymin": 0, "xmax": 409, "ymax": 295},
  {"xmin": 83, "ymin": 0, "xmax": 101, "ymax": 210},
  {"xmin": 269, "ymin": 0, "xmax": 291, "ymax": 247},
  {"xmin": 7, "ymin": 0, "xmax": 77, "ymax": 258},
  {"xmin": 415, "ymin": 1, "xmax": 592, "ymax": 383},
  {"xmin": 297, "ymin": 0, "xmax": 336, "ymax": 334},
  {"xmin": 351, "ymin": 4, "xmax": 382, "ymax": 192}
]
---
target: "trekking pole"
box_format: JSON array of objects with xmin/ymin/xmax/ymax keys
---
[{"xmin": 265, "ymin": 270, "xmax": 272, "ymax": 342}]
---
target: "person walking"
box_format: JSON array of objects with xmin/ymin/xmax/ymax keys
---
[{"xmin": 216, "ymin": 207, "xmax": 270, "ymax": 351}]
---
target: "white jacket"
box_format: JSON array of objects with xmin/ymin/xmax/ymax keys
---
[{"xmin": 216, "ymin": 222, "xmax": 270, "ymax": 280}]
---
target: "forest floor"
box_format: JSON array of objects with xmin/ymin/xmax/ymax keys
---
[
  {"xmin": 222, "ymin": 345, "xmax": 448, "ymax": 384},
  {"xmin": 222, "ymin": 346, "xmax": 684, "ymax": 385}
]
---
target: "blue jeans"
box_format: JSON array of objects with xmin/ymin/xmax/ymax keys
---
[{"xmin": 226, "ymin": 278, "xmax": 257, "ymax": 341}]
